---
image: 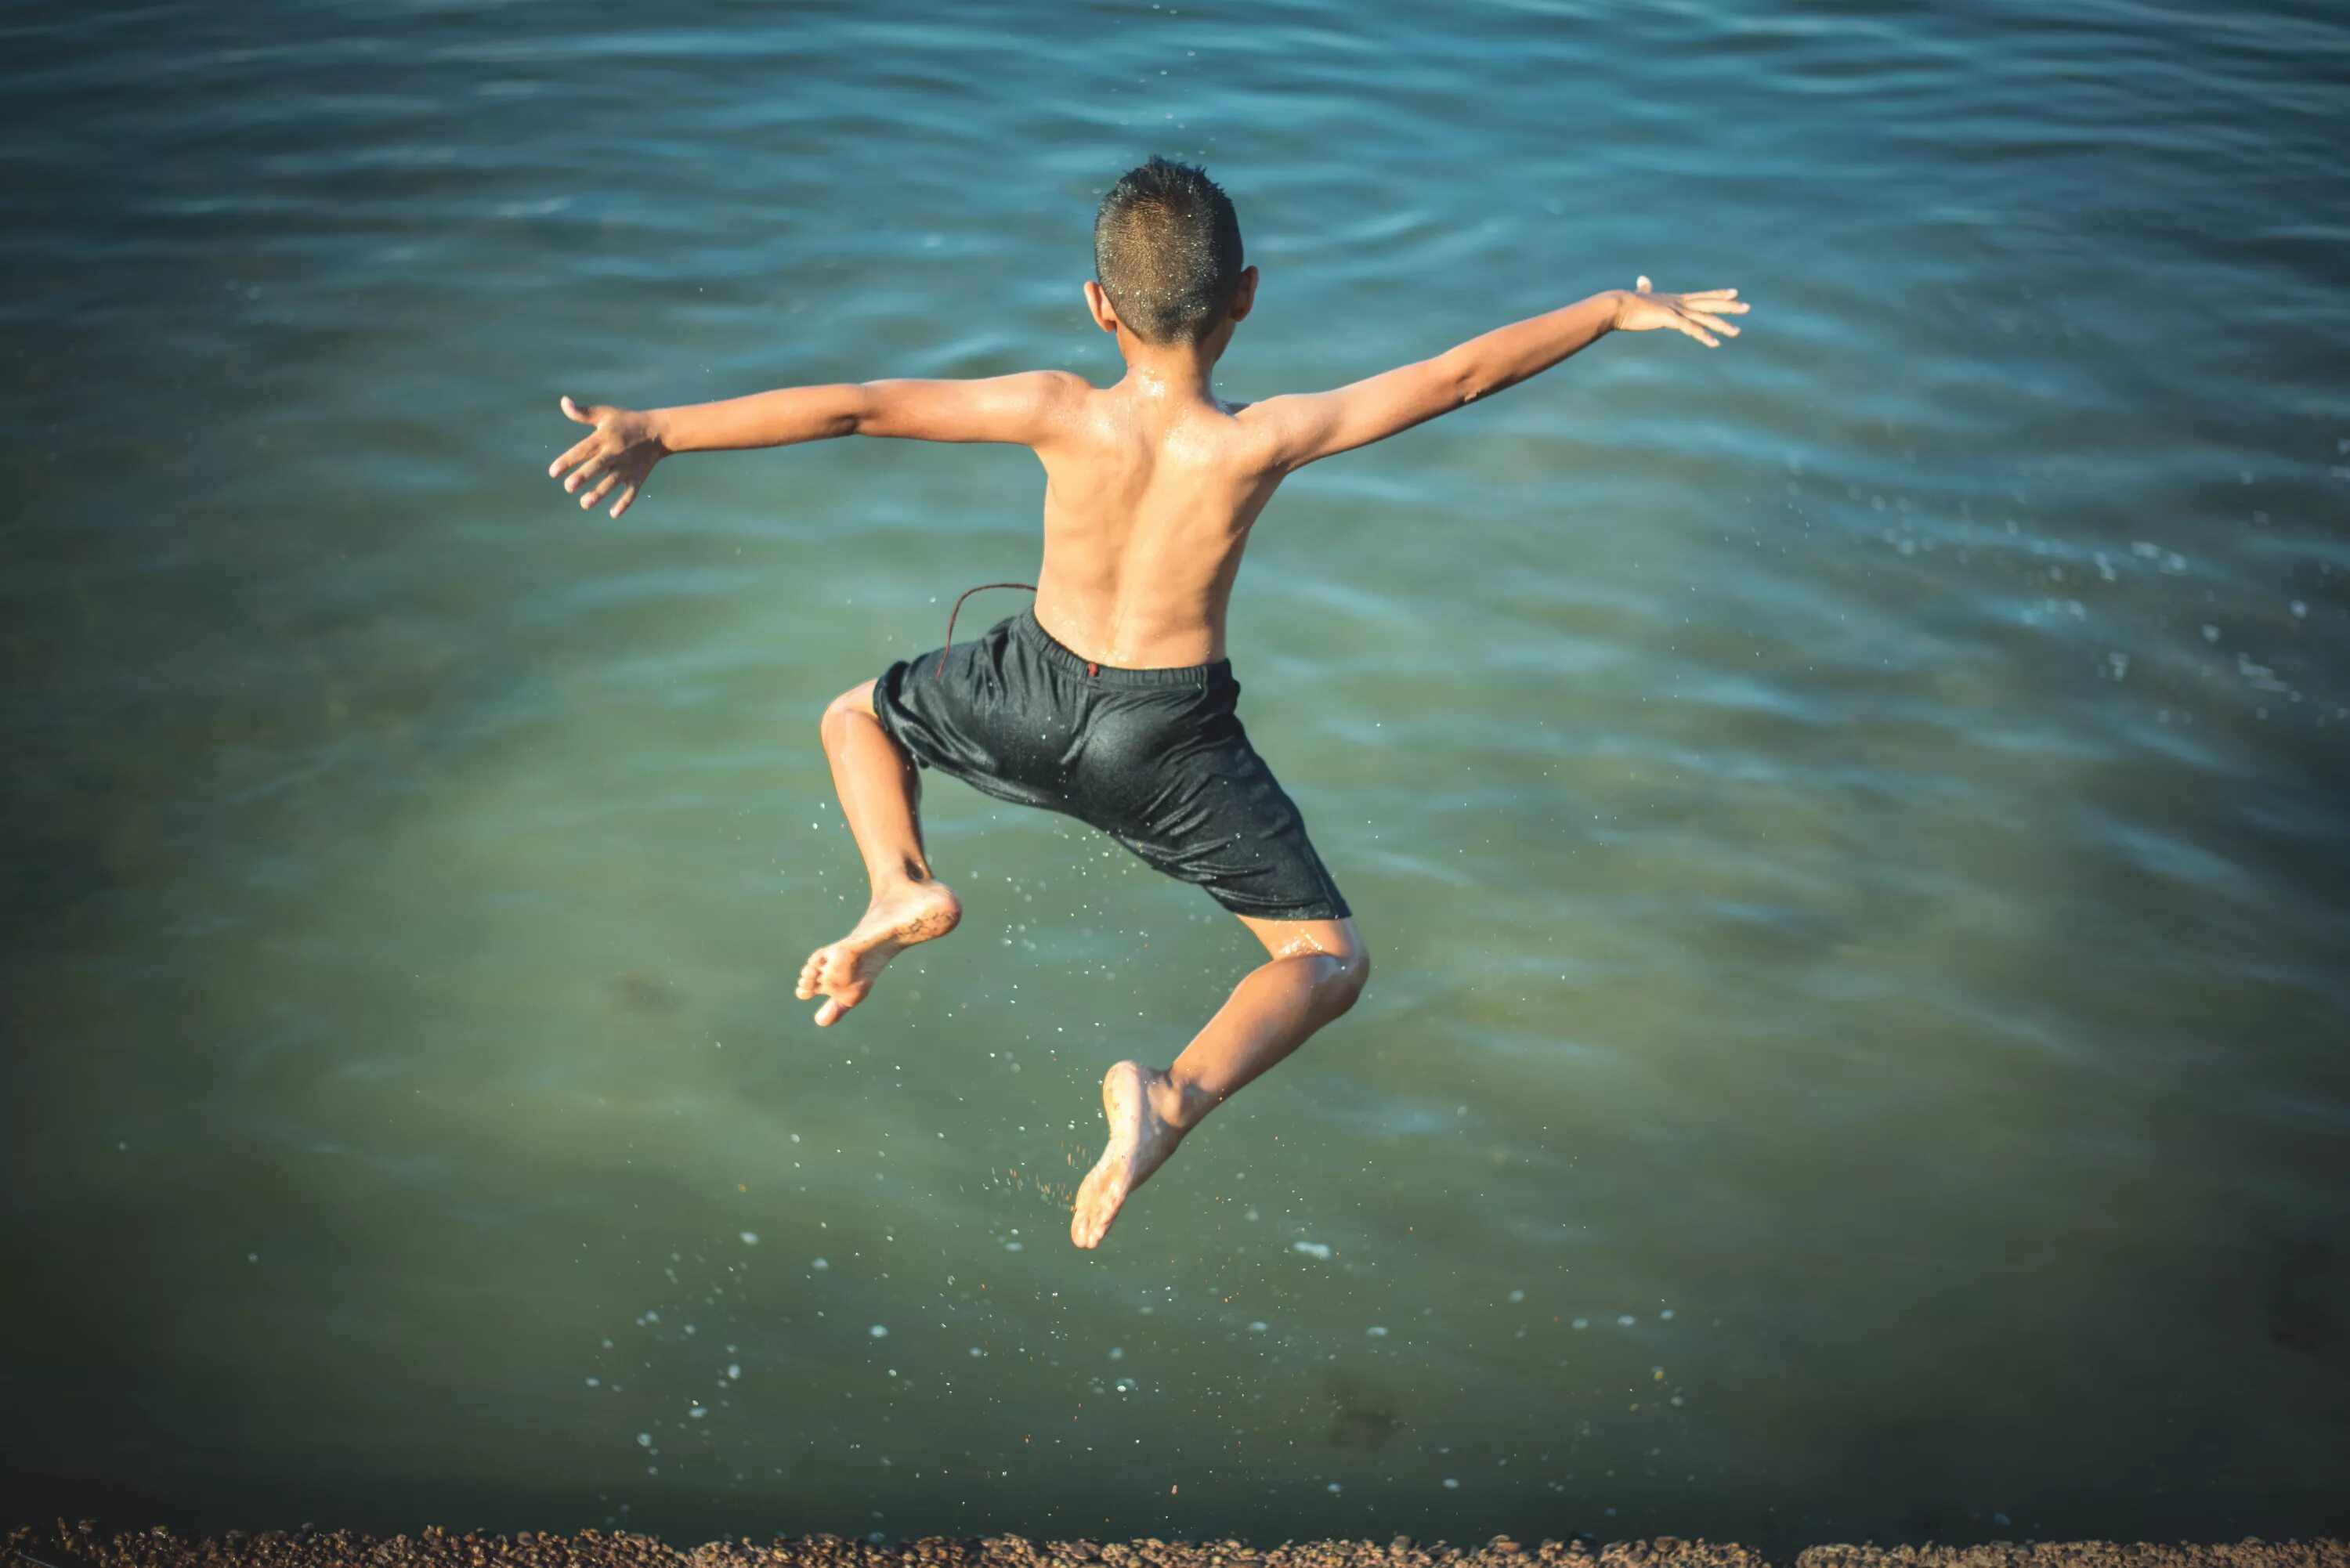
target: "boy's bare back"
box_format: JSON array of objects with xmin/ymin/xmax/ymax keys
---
[{"xmin": 1022, "ymin": 363, "xmax": 1286, "ymax": 670}]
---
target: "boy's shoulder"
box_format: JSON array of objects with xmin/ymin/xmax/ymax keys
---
[
  {"xmin": 1031, "ymin": 373, "xmax": 1289, "ymax": 471},
  {"xmin": 1029, "ymin": 368, "xmax": 1097, "ymax": 399}
]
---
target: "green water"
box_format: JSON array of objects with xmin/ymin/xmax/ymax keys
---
[{"xmin": 2, "ymin": 0, "xmax": 2346, "ymax": 1550}]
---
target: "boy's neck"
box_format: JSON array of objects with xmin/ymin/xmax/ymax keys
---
[{"xmin": 1114, "ymin": 339, "xmax": 1224, "ymax": 406}]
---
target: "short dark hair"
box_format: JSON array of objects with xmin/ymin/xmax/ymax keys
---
[{"xmin": 1092, "ymin": 157, "xmax": 1245, "ymax": 346}]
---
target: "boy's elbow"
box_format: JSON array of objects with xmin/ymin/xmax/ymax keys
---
[
  {"xmin": 1432, "ymin": 349, "xmax": 1491, "ymax": 407},
  {"xmin": 840, "ymin": 383, "xmax": 885, "ymax": 438}
]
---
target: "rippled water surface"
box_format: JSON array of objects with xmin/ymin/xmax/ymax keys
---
[{"xmin": 4, "ymin": 0, "xmax": 2348, "ymax": 1548}]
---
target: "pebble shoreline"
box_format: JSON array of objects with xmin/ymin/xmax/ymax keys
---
[{"xmin": 8, "ymin": 1526, "xmax": 2345, "ymax": 1568}]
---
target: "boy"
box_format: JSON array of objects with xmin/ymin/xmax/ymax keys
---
[{"xmin": 546, "ymin": 157, "xmax": 1746, "ymax": 1249}]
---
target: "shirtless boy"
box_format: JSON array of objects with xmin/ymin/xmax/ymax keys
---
[{"xmin": 545, "ymin": 157, "xmax": 1747, "ymax": 1249}]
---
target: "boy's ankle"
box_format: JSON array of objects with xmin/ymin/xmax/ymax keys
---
[
  {"xmin": 1151, "ymin": 1072, "xmax": 1221, "ymax": 1133},
  {"xmin": 868, "ymin": 861, "xmax": 938, "ymax": 896}
]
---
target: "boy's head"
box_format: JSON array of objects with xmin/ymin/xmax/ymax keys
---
[{"xmin": 1088, "ymin": 157, "xmax": 1255, "ymax": 351}]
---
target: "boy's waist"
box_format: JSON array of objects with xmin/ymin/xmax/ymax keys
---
[{"xmin": 1013, "ymin": 607, "xmax": 1234, "ymax": 689}]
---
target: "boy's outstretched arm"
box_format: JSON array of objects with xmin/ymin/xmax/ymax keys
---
[
  {"xmin": 1249, "ymin": 278, "xmax": 1748, "ymax": 472},
  {"xmin": 548, "ymin": 370, "xmax": 1086, "ymax": 518}
]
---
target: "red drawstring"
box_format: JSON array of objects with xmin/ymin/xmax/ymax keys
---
[{"xmin": 936, "ymin": 581, "xmax": 1038, "ymax": 678}]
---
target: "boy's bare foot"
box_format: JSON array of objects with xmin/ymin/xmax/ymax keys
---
[
  {"xmin": 795, "ymin": 879, "xmax": 961, "ymax": 1027},
  {"xmin": 1071, "ymin": 1060, "xmax": 1193, "ymax": 1249}
]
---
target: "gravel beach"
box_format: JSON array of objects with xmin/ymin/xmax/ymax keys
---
[{"xmin": 9, "ymin": 1526, "xmax": 2345, "ymax": 1568}]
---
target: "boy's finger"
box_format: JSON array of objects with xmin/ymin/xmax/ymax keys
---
[
  {"xmin": 560, "ymin": 395, "xmax": 595, "ymax": 425},
  {"xmin": 1635, "ymin": 275, "xmax": 1653, "ymax": 292},
  {"xmin": 1681, "ymin": 288, "xmax": 1738, "ymax": 300},
  {"xmin": 564, "ymin": 456, "xmax": 605, "ymax": 492},
  {"xmin": 550, "ymin": 435, "xmax": 597, "ymax": 476},
  {"xmin": 610, "ymin": 483, "xmax": 638, "ymax": 518}
]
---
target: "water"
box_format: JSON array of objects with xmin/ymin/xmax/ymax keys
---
[{"xmin": 3, "ymin": 0, "xmax": 2346, "ymax": 1549}]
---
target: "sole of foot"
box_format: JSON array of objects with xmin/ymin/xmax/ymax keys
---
[
  {"xmin": 795, "ymin": 879, "xmax": 960, "ymax": 1027},
  {"xmin": 1070, "ymin": 1060, "xmax": 1190, "ymax": 1249}
]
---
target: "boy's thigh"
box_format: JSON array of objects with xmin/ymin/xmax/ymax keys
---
[
  {"xmin": 1104, "ymin": 737, "xmax": 1351, "ymax": 923},
  {"xmin": 870, "ymin": 630, "xmax": 1090, "ymax": 813}
]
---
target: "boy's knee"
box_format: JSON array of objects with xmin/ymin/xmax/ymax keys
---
[
  {"xmin": 819, "ymin": 681, "xmax": 877, "ymax": 744},
  {"xmin": 1325, "ymin": 936, "xmax": 1371, "ymax": 1013}
]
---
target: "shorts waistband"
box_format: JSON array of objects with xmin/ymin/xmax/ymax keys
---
[{"xmin": 1014, "ymin": 608, "xmax": 1232, "ymax": 688}]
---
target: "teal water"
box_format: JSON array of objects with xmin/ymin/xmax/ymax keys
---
[{"xmin": 3, "ymin": 0, "xmax": 2347, "ymax": 1549}]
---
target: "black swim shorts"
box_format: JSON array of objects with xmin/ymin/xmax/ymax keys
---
[{"xmin": 868, "ymin": 608, "xmax": 1350, "ymax": 923}]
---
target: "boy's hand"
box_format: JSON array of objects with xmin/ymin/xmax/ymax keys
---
[
  {"xmin": 549, "ymin": 395, "xmax": 667, "ymax": 518},
  {"xmin": 1611, "ymin": 278, "xmax": 1748, "ymax": 347}
]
